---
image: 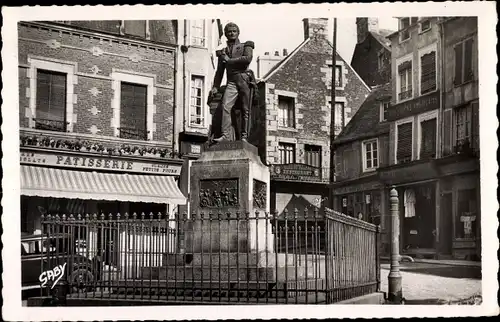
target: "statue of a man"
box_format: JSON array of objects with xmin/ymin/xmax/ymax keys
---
[{"xmin": 210, "ymin": 22, "xmax": 255, "ymax": 143}]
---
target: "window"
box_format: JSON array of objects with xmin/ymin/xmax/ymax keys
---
[
  {"xmin": 278, "ymin": 96, "xmax": 295, "ymax": 128},
  {"xmin": 122, "ymin": 20, "xmax": 148, "ymax": 38},
  {"xmin": 120, "ymin": 82, "xmax": 148, "ymax": 140},
  {"xmin": 380, "ymin": 101, "xmax": 390, "ymax": 122},
  {"xmin": 454, "ymin": 38, "xmax": 474, "ymax": 85},
  {"xmin": 191, "ymin": 20, "xmax": 206, "ymax": 47},
  {"xmin": 377, "ymin": 52, "xmax": 384, "ymax": 71},
  {"xmin": 278, "ymin": 142, "xmax": 295, "ymax": 164},
  {"xmin": 420, "ymin": 118, "xmax": 437, "ymax": 159},
  {"xmin": 396, "ymin": 122, "xmax": 413, "ymax": 164},
  {"xmin": 455, "ymin": 189, "xmax": 477, "ymax": 239},
  {"xmin": 454, "ymin": 104, "xmax": 473, "ymax": 153},
  {"xmin": 190, "ymin": 76, "xmax": 205, "ymax": 126},
  {"xmin": 420, "ymin": 19, "xmax": 431, "ymax": 33},
  {"xmin": 335, "ymin": 65, "xmax": 342, "ymax": 87},
  {"xmin": 397, "ymin": 60, "xmax": 413, "ymax": 101},
  {"xmin": 362, "ymin": 139, "xmax": 378, "ymax": 172},
  {"xmin": 35, "ymin": 70, "xmax": 67, "ymax": 132},
  {"xmin": 420, "ymin": 51, "xmax": 437, "ymax": 94},
  {"xmin": 305, "ymin": 145, "xmax": 322, "ymax": 167},
  {"xmin": 400, "ymin": 18, "xmax": 410, "ymax": 41}
]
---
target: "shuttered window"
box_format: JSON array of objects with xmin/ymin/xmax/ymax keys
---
[
  {"xmin": 454, "ymin": 38, "xmax": 474, "ymax": 85},
  {"xmin": 420, "ymin": 118, "xmax": 437, "ymax": 159},
  {"xmin": 397, "ymin": 122, "xmax": 413, "ymax": 163},
  {"xmin": 305, "ymin": 145, "xmax": 321, "ymax": 167},
  {"xmin": 191, "ymin": 20, "xmax": 206, "ymax": 47},
  {"xmin": 398, "ymin": 61, "xmax": 413, "ymax": 101},
  {"xmin": 120, "ymin": 82, "xmax": 148, "ymax": 140},
  {"xmin": 35, "ymin": 69, "xmax": 67, "ymax": 132},
  {"xmin": 420, "ymin": 51, "xmax": 436, "ymax": 94}
]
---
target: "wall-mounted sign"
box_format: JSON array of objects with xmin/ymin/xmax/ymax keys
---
[
  {"xmin": 379, "ymin": 161, "xmax": 438, "ymax": 185},
  {"xmin": 190, "ymin": 144, "xmax": 201, "ymax": 155},
  {"xmin": 20, "ymin": 150, "xmax": 182, "ymax": 176},
  {"xmin": 271, "ymin": 163, "xmax": 321, "ymax": 183},
  {"xmin": 386, "ymin": 91, "xmax": 439, "ymax": 121}
]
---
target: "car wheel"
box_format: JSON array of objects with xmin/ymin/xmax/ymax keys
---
[{"xmin": 69, "ymin": 268, "xmax": 94, "ymax": 293}]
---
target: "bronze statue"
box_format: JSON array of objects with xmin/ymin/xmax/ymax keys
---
[{"xmin": 207, "ymin": 22, "xmax": 257, "ymax": 144}]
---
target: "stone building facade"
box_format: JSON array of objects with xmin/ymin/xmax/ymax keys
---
[
  {"xmin": 256, "ymin": 18, "xmax": 371, "ymax": 215},
  {"xmin": 18, "ymin": 20, "xmax": 186, "ymax": 237}
]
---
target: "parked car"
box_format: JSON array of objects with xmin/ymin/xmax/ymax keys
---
[{"xmin": 21, "ymin": 233, "xmax": 102, "ymax": 296}]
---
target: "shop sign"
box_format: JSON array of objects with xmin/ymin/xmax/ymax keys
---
[
  {"xmin": 333, "ymin": 181, "xmax": 381, "ymax": 195},
  {"xmin": 20, "ymin": 150, "xmax": 182, "ymax": 176},
  {"xmin": 386, "ymin": 91, "xmax": 439, "ymax": 121},
  {"xmin": 379, "ymin": 161, "xmax": 438, "ymax": 185},
  {"xmin": 271, "ymin": 163, "xmax": 321, "ymax": 183}
]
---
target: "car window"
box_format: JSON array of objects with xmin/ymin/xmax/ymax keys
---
[{"xmin": 21, "ymin": 240, "xmax": 41, "ymax": 255}]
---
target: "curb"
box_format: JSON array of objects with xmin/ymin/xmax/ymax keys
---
[{"xmin": 380, "ymin": 256, "xmax": 481, "ymax": 268}]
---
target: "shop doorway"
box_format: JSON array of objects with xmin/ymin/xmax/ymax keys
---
[{"xmin": 440, "ymin": 193, "xmax": 453, "ymax": 255}]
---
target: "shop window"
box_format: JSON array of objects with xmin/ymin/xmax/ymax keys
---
[
  {"xmin": 278, "ymin": 142, "xmax": 295, "ymax": 164},
  {"xmin": 362, "ymin": 139, "xmax": 379, "ymax": 172},
  {"xmin": 35, "ymin": 69, "xmax": 67, "ymax": 132},
  {"xmin": 191, "ymin": 20, "xmax": 206, "ymax": 47},
  {"xmin": 454, "ymin": 38, "xmax": 474, "ymax": 85},
  {"xmin": 420, "ymin": 51, "xmax": 437, "ymax": 94},
  {"xmin": 120, "ymin": 82, "xmax": 148, "ymax": 140},
  {"xmin": 190, "ymin": 75, "xmax": 205, "ymax": 126},
  {"xmin": 397, "ymin": 60, "xmax": 413, "ymax": 101},
  {"xmin": 456, "ymin": 189, "xmax": 477, "ymax": 239},
  {"xmin": 397, "ymin": 121, "xmax": 413, "ymax": 164},
  {"xmin": 420, "ymin": 118, "xmax": 437, "ymax": 159},
  {"xmin": 278, "ymin": 96, "xmax": 295, "ymax": 128},
  {"xmin": 304, "ymin": 145, "xmax": 321, "ymax": 167},
  {"xmin": 122, "ymin": 20, "xmax": 149, "ymax": 38}
]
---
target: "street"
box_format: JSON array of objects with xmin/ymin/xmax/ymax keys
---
[{"xmin": 380, "ymin": 261, "xmax": 482, "ymax": 304}]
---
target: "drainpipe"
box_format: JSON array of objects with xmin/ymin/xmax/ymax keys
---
[
  {"xmin": 172, "ymin": 48, "xmax": 178, "ymax": 154},
  {"xmin": 439, "ymin": 20, "xmax": 445, "ymax": 158},
  {"xmin": 182, "ymin": 20, "xmax": 189, "ymax": 133},
  {"xmin": 328, "ymin": 18, "xmax": 337, "ymax": 209}
]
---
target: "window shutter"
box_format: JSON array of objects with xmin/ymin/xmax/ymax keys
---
[
  {"xmin": 397, "ymin": 123, "xmax": 413, "ymax": 163},
  {"xmin": 421, "ymin": 51, "xmax": 436, "ymax": 94},
  {"xmin": 120, "ymin": 83, "xmax": 147, "ymax": 139},
  {"xmin": 443, "ymin": 109, "xmax": 453, "ymax": 156},
  {"xmin": 420, "ymin": 118, "xmax": 437, "ymax": 159},
  {"xmin": 464, "ymin": 38, "xmax": 474, "ymax": 82},
  {"xmin": 454, "ymin": 43, "xmax": 463, "ymax": 85}
]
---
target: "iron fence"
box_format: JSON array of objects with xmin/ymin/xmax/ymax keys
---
[{"xmin": 38, "ymin": 209, "xmax": 380, "ymax": 304}]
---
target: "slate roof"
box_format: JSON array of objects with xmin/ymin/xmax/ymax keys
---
[
  {"xmin": 333, "ymin": 82, "xmax": 392, "ymax": 146},
  {"xmin": 370, "ymin": 28, "xmax": 394, "ymax": 50}
]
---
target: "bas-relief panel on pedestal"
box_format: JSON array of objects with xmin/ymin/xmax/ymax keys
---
[
  {"xmin": 199, "ymin": 178, "xmax": 239, "ymax": 208},
  {"xmin": 253, "ymin": 179, "xmax": 267, "ymax": 209}
]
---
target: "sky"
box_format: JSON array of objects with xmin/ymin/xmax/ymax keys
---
[{"xmin": 224, "ymin": 17, "xmax": 398, "ymax": 72}]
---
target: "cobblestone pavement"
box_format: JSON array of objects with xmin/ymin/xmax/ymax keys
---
[{"xmin": 380, "ymin": 265, "xmax": 482, "ymax": 303}]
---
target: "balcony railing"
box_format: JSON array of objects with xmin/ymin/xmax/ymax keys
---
[
  {"xmin": 444, "ymin": 137, "xmax": 480, "ymax": 158},
  {"xmin": 398, "ymin": 89, "xmax": 413, "ymax": 101},
  {"xmin": 33, "ymin": 118, "xmax": 68, "ymax": 132},
  {"xmin": 118, "ymin": 127, "xmax": 149, "ymax": 141}
]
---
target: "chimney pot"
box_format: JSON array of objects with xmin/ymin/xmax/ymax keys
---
[
  {"xmin": 264, "ymin": 52, "xmax": 269, "ymax": 55},
  {"xmin": 274, "ymin": 51, "xmax": 279, "ymax": 56},
  {"xmin": 283, "ymin": 48, "xmax": 288, "ymax": 56}
]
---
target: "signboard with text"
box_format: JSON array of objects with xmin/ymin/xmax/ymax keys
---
[
  {"xmin": 20, "ymin": 150, "xmax": 182, "ymax": 176},
  {"xmin": 270, "ymin": 163, "xmax": 322, "ymax": 183},
  {"xmin": 386, "ymin": 91, "xmax": 440, "ymax": 121}
]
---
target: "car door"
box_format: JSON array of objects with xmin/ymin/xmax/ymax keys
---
[{"xmin": 21, "ymin": 238, "xmax": 44, "ymax": 288}]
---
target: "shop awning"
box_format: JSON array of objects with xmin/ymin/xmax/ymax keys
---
[{"xmin": 21, "ymin": 165, "xmax": 186, "ymax": 204}]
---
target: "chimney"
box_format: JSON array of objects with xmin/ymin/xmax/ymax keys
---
[
  {"xmin": 274, "ymin": 51, "xmax": 280, "ymax": 56},
  {"xmin": 257, "ymin": 50, "xmax": 284, "ymax": 78},
  {"xmin": 303, "ymin": 18, "xmax": 329, "ymax": 40},
  {"xmin": 356, "ymin": 17, "xmax": 379, "ymax": 44},
  {"xmin": 283, "ymin": 48, "xmax": 288, "ymax": 56}
]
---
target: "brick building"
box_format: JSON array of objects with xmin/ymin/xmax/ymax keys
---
[
  {"xmin": 255, "ymin": 18, "xmax": 371, "ymax": 215},
  {"xmin": 18, "ymin": 20, "xmax": 186, "ymax": 237},
  {"xmin": 331, "ymin": 18, "xmax": 394, "ymax": 254}
]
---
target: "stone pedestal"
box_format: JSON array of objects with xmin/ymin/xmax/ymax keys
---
[{"xmin": 185, "ymin": 141, "xmax": 272, "ymax": 254}]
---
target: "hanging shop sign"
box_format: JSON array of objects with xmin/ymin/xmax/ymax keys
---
[{"xmin": 20, "ymin": 149, "xmax": 182, "ymax": 176}]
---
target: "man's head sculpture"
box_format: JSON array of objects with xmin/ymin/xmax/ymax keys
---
[{"xmin": 224, "ymin": 22, "xmax": 240, "ymax": 41}]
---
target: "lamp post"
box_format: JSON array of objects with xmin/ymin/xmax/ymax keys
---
[
  {"xmin": 328, "ymin": 17, "xmax": 337, "ymax": 209},
  {"xmin": 388, "ymin": 186, "xmax": 403, "ymax": 303}
]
